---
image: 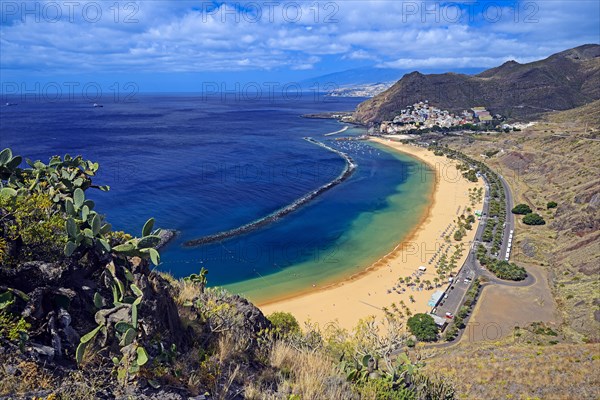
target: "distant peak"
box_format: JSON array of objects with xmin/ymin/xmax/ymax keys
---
[{"xmin": 405, "ymin": 71, "xmax": 424, "ymax": 78}]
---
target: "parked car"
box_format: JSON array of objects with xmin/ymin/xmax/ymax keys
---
[{"xmin": 445, "ymin": 312, "xmax": 454, "ymax": 319}]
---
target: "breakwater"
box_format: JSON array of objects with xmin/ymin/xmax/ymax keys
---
[{"xmin": 183, "ymin": 138, "xmax": 356, "ymax": 247}]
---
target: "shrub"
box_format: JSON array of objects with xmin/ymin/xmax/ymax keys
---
[
  {"xmin": 462, "ymin": 169, "xmax": 478, "ymax": 182},
  {"xmin": 511, "ymin": 203, "xmax": 532, "ymax": 214},
  {"xmin": 523, "ymin": 213, "xmax": 546, "ymax": 225},
  {"xmin": 407, "ymin": 314, "xmax": 439, "ymax": 342},
  {"xmin": 488, "ymin": 260, "xmax": 527, "ymax": 281},
  {"xmin": 0, "ymin": 311, "xmax": 30, "ymax": 341},
  {"xmin": 453, "ymin": 230, "xmax": 463, "ymax": 241},
  {"xmin": 547, "ymin": 201, "xmax": 558, "ymax": 209},
  {"xmin": 268, "ymin": 312, "xmax": 300, "ymax": 337}
]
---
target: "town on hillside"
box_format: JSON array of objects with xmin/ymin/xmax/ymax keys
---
[{"xmin": 377, "ymin": 101, "xmax": 531, "ymax": 135}]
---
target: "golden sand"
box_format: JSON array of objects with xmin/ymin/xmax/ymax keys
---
[{"xmin": 260, "ymin": 138, "xmax": 485, "ymax": 330}]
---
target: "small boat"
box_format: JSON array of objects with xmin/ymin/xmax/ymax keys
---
[{"xmin": 93, "ymin": 103, "xmax": 103, "ymax": 108}]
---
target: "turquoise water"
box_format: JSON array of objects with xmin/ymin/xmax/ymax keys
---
[{"xmin": 225, "ymin": 141, "xmax": 434, "ymax": 303}]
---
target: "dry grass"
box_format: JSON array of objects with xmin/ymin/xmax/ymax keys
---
[
  {"xmin": 0, "ymin": 361, "xmax": 55, "ymax": 397},
  {"xmin": 217, "ymin": 333, "xmax": 236, "ymax": 365},
  {"xmin": 173, "ymin": 280, "xmax": 202, "ymax": 306},
  {"xmin": 424, "ymin": 341, "xmax": 600, "ymax": 399},
  {"xmin": 245, "ymin": 341, "xmax": 355, "ymax": 400}
]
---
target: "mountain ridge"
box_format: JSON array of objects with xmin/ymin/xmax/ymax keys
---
[{"xmin": 354, "ymin": 44, "xmax": 600, "ymax": 124}]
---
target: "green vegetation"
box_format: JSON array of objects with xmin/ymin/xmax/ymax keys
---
[
  {"xmin": 462, "ymin": 169, "xmax": 478, "ymax": 182},
  {"xmin": 487, "ymin": 260, "xmax": 527, "ymax": 281},
  {"xmin": 512, "ymin": 203, "xmax": 533, "ymax": 215},
  {"xmin": 453, "ymin": 230, "xmax": 464, "ymax": 241},
  {"xmin": 484, "ymin": 149, "xmax": 500, "ymax": 157},
  {"xmin": 477, "ymin": 243, "xmax": 527, "ymax": 281},
  {"xmin": 547, "ymin": 201, "xmax": 558, "ymax": 209},
  {"xmin": 268, "ymin": 311, "xmax": 301, "ymax": 337},
  {"xmin": 523, "ymin": 213, "xmax": 546, "ymax": 225},
  {"xmin": 531, "ymin": 322, "xmax": 558, "ymax": 337},
  {"xmin": 0, "ymin": 311, "xmax": 30, "ymax": 342},
  {"xmin": 407, "ymin": 313, "xmax": 439, "ymax": 342}
]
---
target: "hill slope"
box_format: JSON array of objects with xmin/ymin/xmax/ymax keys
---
[{"xmin": 354, "ymin": 44, "xmax": 600, "ymax": 123}]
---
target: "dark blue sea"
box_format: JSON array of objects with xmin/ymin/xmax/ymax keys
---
[{"xmin": 0, "ymin": 93, "xmax": 432, "ymax": 302}]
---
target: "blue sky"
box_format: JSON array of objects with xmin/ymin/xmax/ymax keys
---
[{"xmin": 1, "ymin": 0, "xmax": 599, "ymax": 92}]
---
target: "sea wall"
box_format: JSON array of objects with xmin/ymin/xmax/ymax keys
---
[{"xmin": 183, "ymin": 138, "xmax": 356, "ymax": 247}]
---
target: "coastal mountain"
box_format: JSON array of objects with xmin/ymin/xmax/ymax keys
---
[
  {"xmin": 354, "ymin": 44, "xmax": 600, "ymax": 123},
  {"xmin": 301, "ymin": 66, "xmax": 485, "ymax": 89}
]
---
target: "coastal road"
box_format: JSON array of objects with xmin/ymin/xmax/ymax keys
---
[{"xmin": 498, "ymin": 173, "xmax": 515, "ymax": 261}]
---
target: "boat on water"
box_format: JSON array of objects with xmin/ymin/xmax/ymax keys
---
[{"xmin": 93, "ymin": 103, "xmax": 104, "ymax": 108}]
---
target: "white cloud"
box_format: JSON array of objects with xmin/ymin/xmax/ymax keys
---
[{"xmin": 0, "ymin": 0, "xmax": 598, "ymax": 76}]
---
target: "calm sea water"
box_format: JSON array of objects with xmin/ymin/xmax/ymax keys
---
[{"xmin": 0, "ymin": 93, "xmax": 433, "ymax": 302}]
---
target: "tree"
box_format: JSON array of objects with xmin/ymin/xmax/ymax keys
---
[
  {"xmin": 523, "ymin": 213, "xmax": 546, "ymax": 225},
  {"xmin": 511, "ymin": 204, "xmax": 532, "ymax": 215},
  {"xmin": 547, "ymin": 201, "xmax": 558, "ymax": 209},
  {"xmin": 407, "ymin": 314, "xmax": 439, "ymax": 342}
]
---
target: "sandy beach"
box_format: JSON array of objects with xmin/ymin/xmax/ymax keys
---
[{"xmin": 260, "ymin": 138, "xmax": 485, "ymax": 331}]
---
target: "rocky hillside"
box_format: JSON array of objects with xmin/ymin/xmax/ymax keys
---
[
  {"xmin": 354, "ymin": 44, "xmax": 600, "ymax": 124},
  {"xmin": 443, "ymin": 104, "xmax": 600, "ymax": 342}
]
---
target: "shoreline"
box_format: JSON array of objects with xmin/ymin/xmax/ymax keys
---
[{"xmin": 259, "ymin": 138, "xmax": 485, "ymax": 330}]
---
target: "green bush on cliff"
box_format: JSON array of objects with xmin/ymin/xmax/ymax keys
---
[
  {"xmin": 522, "ymin": 213, "xmax": 546, "ymax": 225},
  {"xmin": 511, "ymin": 204, "xmax": 532, "ymax": 215},
  {"xmin": 268, "ymin": 311, "xmax": 301, "ymax": 337}
]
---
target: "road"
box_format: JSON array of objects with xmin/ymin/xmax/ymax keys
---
[
  {"xmin": 432, "ymin": 168, "xmax": 515, "ymax": 325},
  {"xmin": 498, "ymin": 173, "xmax": 515, "ymax": 261}
]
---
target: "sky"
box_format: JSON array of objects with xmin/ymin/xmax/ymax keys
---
[{"xmin": 0, "ymin": 0, "xmax": 599, "ymax": 93}]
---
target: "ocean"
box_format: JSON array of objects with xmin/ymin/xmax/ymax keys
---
[{"xmin": 0, "ymin": 93, "xmax": 433, "ymax": 303}]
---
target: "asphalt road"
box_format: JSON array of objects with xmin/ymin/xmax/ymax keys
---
[
  {"xmin": 498, "ymin": 173, "xmax": 515, "ymax": 261},
  {"xmin": 433, "ymin": 169, "xmax": 515, "ymax": 322}
]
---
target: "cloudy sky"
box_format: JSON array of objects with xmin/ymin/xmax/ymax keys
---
[{"xmin": 1, "ymin": 0, "xmax": 599, "ymax": 91}]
